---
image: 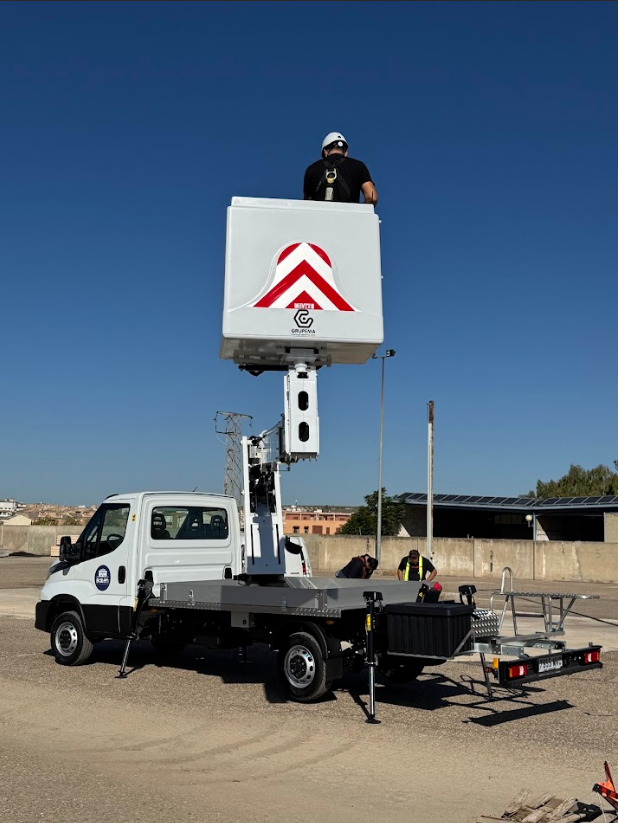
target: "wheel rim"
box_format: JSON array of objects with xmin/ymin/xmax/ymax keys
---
[
  {"xmin": 55, "ymin": 621, "xmax": 79, "ymax": 657},
  {"xmin": 284, "ymin": 644, "xmax": 316, "ymax": 688}
]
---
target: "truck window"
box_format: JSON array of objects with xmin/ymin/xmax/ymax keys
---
[
  {"xmin": 151, "ymin": 506, "xmax": 229, "ymax": 541},
  {"xmin": 83, "ymin": 504, "xmax": 130, "ymax": 560}
]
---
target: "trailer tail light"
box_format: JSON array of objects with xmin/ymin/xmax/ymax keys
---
[
  {"xmin": 508, "ymin": 664, "xmax": 528, "ymax": 679},
  {"xmin": 584, "ymin": 650, "xmax": 601, "ymax": 664}
]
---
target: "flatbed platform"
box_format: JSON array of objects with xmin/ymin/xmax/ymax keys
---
[{"xmin": 153, "ymin": 577, "xmax": 423, "ymax": 619}]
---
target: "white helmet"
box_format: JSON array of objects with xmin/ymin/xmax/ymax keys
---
[{"xmin": 321, "ymin": 132, "xmax": 348, "ymax": 157}]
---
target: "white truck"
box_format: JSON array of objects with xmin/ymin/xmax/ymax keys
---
[
  {"xmin": 35, "ymin": 198, "xmax": 603, "ymax": 716},
  {"xmin": 35, "ymin": 486, "xmax": 603, "ymax": 709}
]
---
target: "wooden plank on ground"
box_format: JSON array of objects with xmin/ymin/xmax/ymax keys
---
[
  {"xmin": 528, "ymin": 794, "xmax": 557, "ymax": 810},
  {"xmin": 547, "ymin": 799, "xmax": 578, "ymax": 820},
  {"xmin": 504, "ymin": 790, "xmax": 532, "ymax": 816},
  {"xmin": 522, "ymin": 806, "xmax": 551, "ymax": 823}
]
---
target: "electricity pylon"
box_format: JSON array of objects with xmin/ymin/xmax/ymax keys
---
[{"xmin": 214, "ymin": 411, "xmax": 252, "ymax": 524}]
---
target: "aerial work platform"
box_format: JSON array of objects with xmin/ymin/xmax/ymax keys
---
[{"xmin": 220, "ymin": 197, "xmax": 384, "ymax": 369}]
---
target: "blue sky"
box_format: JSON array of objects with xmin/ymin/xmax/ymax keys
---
[{"xmin": 1, "ymin": 1, "xmax": 616, "ymax": 506}]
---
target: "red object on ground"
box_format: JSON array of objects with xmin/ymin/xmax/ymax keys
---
[{"xmin": 593, "ymin": 762, "xmax": 618, "ymax": 811}]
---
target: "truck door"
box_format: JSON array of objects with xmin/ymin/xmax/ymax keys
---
[{"xmin": 70, "ymin": 502, "xmax": 133, "ymax": 636}]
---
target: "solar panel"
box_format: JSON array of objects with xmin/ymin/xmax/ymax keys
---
[{"xmin": 399, "ymin": 492, "xmax": 618, "ymax": 510}]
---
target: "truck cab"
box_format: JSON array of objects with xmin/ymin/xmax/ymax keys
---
[
  {"xmin": 37, "ymin": 491, "xmax": 245, "ymax": 639},
  {"xmin": 37, "ymin": 490, "xmax": 312, "ymax": 642}
]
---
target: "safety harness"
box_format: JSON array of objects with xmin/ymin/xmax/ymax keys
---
[
  {"xmin": 313, "ymin": 156, "xmax": 353, "ymax": 202},
  {"xmin": 404, "ymin": 555, "xmax": 423, "ymax": 581}
]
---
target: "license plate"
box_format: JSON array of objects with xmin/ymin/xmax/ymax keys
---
[{"xmin": 538, "ymin": 657, "xmax": 563, "ymax": 673}]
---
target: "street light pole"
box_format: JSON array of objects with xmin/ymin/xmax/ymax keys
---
[{"xmin": 372, "ymin": 349, "xmax": 396, "ymax": 565}]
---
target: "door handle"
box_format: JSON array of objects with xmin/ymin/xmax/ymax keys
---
[{"xmin": 118, "ymin": 566, "xmax": 126, "ymax": 584}]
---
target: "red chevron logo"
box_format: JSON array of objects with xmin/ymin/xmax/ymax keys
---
[{"xmin": 253, "ymin": 242, "xmax": 355, "ymax": 312}]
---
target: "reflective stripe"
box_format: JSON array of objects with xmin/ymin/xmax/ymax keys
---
[{"xmin": 404, "ymin": 556, "xmax": 423, "ymax": 581}]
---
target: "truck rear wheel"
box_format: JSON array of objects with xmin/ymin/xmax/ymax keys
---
[
  {"xmin": 278, "ymin": 631, "xmax": 332, "ymax": 703},
  {"xmin": 378, "ymin": 658, "xmax": 425, "ymax": 684},
  {"xmin": 50, "ymin": 610, "xmax": 94, "ymax": 666}
]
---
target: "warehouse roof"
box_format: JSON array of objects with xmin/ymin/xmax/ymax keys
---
[{"xmin": 397, "ymin": 492, "xmax": 618, "ymax": 513}]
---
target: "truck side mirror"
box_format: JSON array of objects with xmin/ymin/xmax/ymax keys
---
[
  {"xmin": 59, "ymin": 536, "xmax": 81, "ymax": 563},
  {"xmin": 284, "ymin": 537, "xmax": 303, "ymax": 555}
]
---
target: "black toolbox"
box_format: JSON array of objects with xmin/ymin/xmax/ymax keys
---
[{"xmin": 385, "ymin": 602, "xmax": 474, "ymax": 658}]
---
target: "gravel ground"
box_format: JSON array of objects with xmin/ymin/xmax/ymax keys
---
[{"xmin": 2, "ymin": 557, "xmax": 618, "ymax": 822}]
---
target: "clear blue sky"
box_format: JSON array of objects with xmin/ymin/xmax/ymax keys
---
[{"xmin": 1, "ymin": 1, "xmax": 616, "ymax": 506}]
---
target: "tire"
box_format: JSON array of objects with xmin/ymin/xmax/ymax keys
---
[
  {"xmin": 278, "ymin": 631, "xmax": 332, "ymax": 703},
  {"xmin": 50, "ymin": 610, "xmax": 94, "ymax": 666},
  {"xmin": 151, "ymin": 636, "xmax": 186, "ymax": 658},
  {"xmin": 377, "ymin": 658, "xmax": 425, "ymax": 685}
]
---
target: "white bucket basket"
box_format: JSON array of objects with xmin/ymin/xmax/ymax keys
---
[{"xmin": 220, "ymin": 198, "xmax": 384, "ymax": 368}]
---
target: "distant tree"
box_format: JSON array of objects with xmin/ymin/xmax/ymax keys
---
[
  {"xmin": 33, "ymin": 517, "xmax": 58, "ymax": 526},
  {"xmin": 339, "ymin": 489, "xmax": 405, "ymax": 536},
  {"xmin": 527, "ymin": 464, "xmax": 618, "ymax": 499},
  {"xmin": 63, "ymin": 515, "xmax": 81, "ymax": 526}
]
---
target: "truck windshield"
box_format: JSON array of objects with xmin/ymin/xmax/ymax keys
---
[
  {"xmin": 151, "ymin": 506, "xmax": 229, "ymax": 541},
  {"xmin": 83, "ymin": 504, "xmax": 131, "ymax": 560}
]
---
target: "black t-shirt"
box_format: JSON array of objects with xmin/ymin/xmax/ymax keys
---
[
  {"xmin": 338, "ymin": 556, "xmax": 367, "ymax": 579},
  {"xmin": 397, "ymin": 555, "xmax": 435, "ymax": 581},
  {"xmin": 303, "ymin": 156, "xmax": 373, "ymax": 203}
]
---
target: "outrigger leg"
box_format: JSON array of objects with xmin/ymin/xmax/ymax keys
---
[
  {"xmin": 364, "ymin": 590, "xmax": 382, "ymax": 725},
  {"xmin": 118, "ymin": 578, "xmax": 153, "ymax": 679}
]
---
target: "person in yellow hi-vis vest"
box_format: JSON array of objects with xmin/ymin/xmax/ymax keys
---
[{"xmin": 396, "ymin": 548, "xmax": 437, "ymax": 582}]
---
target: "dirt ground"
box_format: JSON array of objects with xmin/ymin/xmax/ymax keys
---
[{"xmin": 1, "ymin": 557, "xmax": 618, "ymax": 823}]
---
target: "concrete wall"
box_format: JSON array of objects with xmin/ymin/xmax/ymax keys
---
[
  {"xmin": 605, "ymin": 513, "xmax": 618, "ymax": 542},
  {"xmin": 473, "ymin": 539, "xmax": 534, "ymax": 580},
  {"xmin": 0, "ymin": 525, "xmax": 81, "ymax": 555},
  {"xmin": 3, "ymin": 524, "xmax": 618, "ymax": 583},
  {"xmin": 302, "ymin": 534, "xmax": 618, "ymax": 583}
]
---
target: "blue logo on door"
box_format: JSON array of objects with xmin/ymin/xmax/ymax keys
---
[{"xmin": 95, "ymin": 565, "xmax": 111, "ymax": 591}]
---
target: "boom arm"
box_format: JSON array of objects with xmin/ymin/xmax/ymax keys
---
[{"xmin": 241, "ymin": 362, "xmax": 319, "ymax": 576}]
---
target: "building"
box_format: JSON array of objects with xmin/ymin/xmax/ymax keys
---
[
  {"xmin": 0, "ymin": 500, "xmax": 17, "ymax": 519},
  {"xmin": 398, "ymin": 492, "xmax": 618, "ymax": 542},
  {"xmin": 283, "ymin": 508, "xmax": 352, "ymax": 536}
]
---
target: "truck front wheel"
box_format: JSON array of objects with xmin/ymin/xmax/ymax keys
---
[
  {"xmin": 50, "ymin": 610, "xmax": 94, "ymax": 666},
  {"xmin": 278, "ymin": 631, "xmax": 332, "ymax": 703}
]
